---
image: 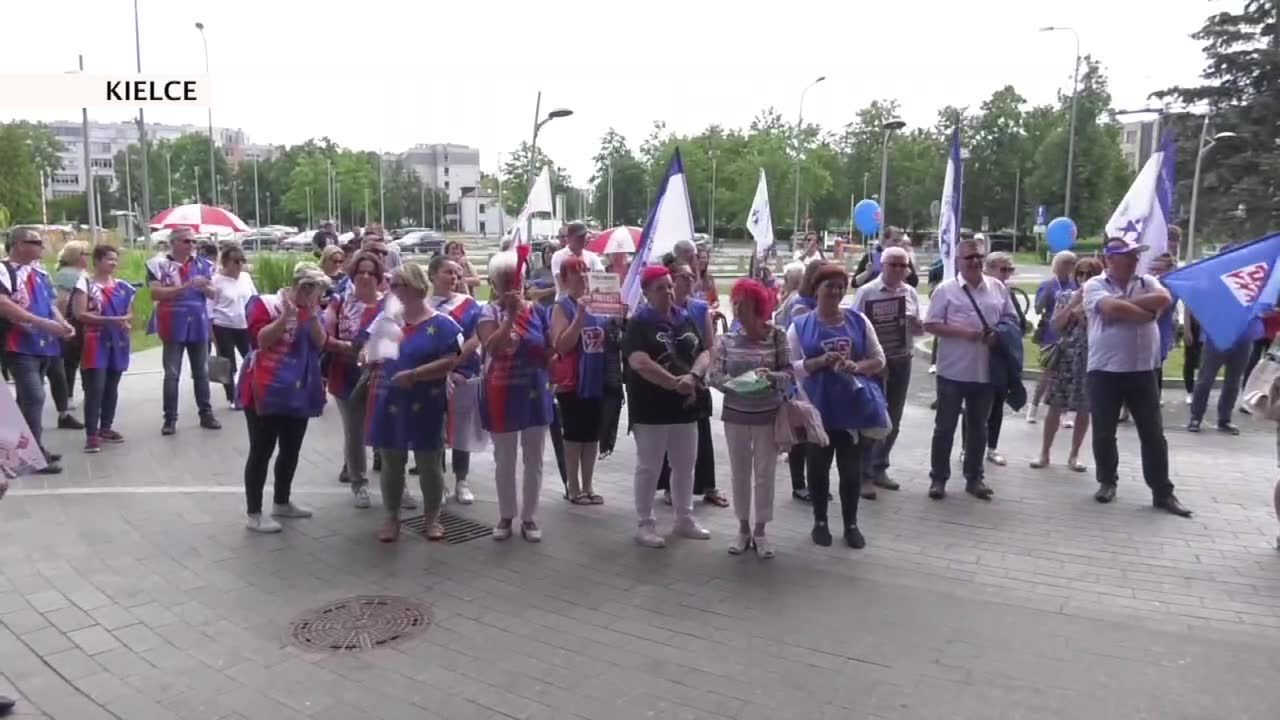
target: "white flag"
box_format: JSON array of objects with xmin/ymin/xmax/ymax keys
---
[
  {"xmin": 1105, "ymin": 136, "xmax": 1175, "ymax": 271},
  {"xmin": 745, "ymin": 169, "xmax": 774, "ymax": 257},
  {"xmin": 938, "ymin": 128, "xmax": 963, "ymax": 281},
  {"xmin": 509, "ymin": 167, "xmax": 555, "ymax": 249}
]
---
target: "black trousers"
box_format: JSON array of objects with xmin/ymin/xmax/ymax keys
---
[
  {"xmin": 1087, "ymin": 370, "xmax": 1174, "ymax": 499},
  {"xmin": 243, "ymin": 407, "xmax": 310, "ymax": 514},
  {"xmin": 61, "ymin": 327, "xmax": 83, "ymax": 402},
  {"xmin": 930, "ymin": 377, "xmax": 994, "ymax": 485},
  {"xmin": 789, "ymin": 443, "xmax": 809, "ymax": 491},
  {"xmin": 212, "ymin": 325, "xmax": 251, "ymax": 402},
  {"xmin": 46, "ymin": 356, "xmax": 70, "ymax": 415},
  {"xmin": 808, "ymin": 430, "xmax": 862, "ymax": 528},
  {"xmin": 1183, "ymin": 342, "xmax": 1202, "ymax": 394},
  {"xmin": 658, "ymin": 416, "xmax": 716, "ymax": 494},
  {"xmin": 1244, "ymin": 338, "xmax": 1270, "ymax": 387},
  {"xmin": 961, "ymin": 386, "xmax": 1007, "ymax": 452}
]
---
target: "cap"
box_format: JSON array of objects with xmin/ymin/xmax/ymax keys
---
[
  {"xmin": 566, "ymin": 221, "xmax": 588, "ymax": 239},
  {"xmin": 1104, "ymin": 237, "xmax": 1149, "ymax": 256}
]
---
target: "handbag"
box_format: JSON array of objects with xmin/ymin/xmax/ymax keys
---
[
  {"xmin": 208, "ymin": 355, "xmax": 234, "ymax": 385},
  {"xmin": 1241, "ymin": 350, "xmax": 1280, "ymax": 421},
  {"xmin": 1038, "ymin": 343, "xmax": 1061, "ymax": 371}
]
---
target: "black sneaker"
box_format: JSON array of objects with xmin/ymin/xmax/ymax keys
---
[
  {"xmin": 1094, "ymin": 483, "xmax": 1117, "ymax": 503},
  {"xmin": 45, "ymin": 452, "xmax": 62, "ymax": 464},
  {"xmin": 811, "ymin": 521, "xmax": 833, "ymax": 547},
  {"xmin": 965, "ymin": 481, "xmax": 994, "ymax": 501},
  {"xmin": 161, "ymin": 421, "xmax": 176, "ymax": 436},
  {"xmin": 0, "ymin": 694, "xmax": 15, "ymax": 714},
  {"xmin": 36, "ymin": 462, "xmax": 62, "ymax": 475},
  {"xmin": 1216, "ymin": 422, "xmax": 1241, "ymax": 436},
  {"xmin": 928, "ymin": 481, "xmax": 946, "ymax": 500},
  {"xmin": 199, "ymin": 415, "xmax": 222, "ymax": 430},
  {"xmin": 843, "ymin": 526, "xmax": 866, "ymax": 549},
  {"xmin": 1186, "ymin": 420, "xmax": 1201, "ymax": 433},
  {"xmin": 57, "ymin": 414, "xmax": 85, "ymax": 430},
  {"xmin": 338, "ymin": 467, "xmax": 351, "ymax": 484}
]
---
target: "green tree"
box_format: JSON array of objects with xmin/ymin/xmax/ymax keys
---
[
  {"xmin": 498, "ymin": 142, "xmax": 572, "ymax": 217},
  {"xmin": 0, "ymin": 122, "xmax": 63, "ymax": 224},
  {"xmin": 589, "ymin": 129, "xmax": 649, "ymax": 226}
]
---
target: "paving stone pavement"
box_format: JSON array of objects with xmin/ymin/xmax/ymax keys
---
[{"xmin": 3, "ymin": 351, "xmax": 1280, "ymax": 719}]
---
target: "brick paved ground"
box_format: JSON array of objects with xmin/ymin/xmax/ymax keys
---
[{"xmin": 2, "ymin": 350, "xmax": 1279, "ymax": 719}]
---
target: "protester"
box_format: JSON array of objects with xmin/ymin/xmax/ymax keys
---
[
  {"xmin": 692, "ymin": 243, "xmax": 719, "ymax": 306},
  {"xmin": 796, "ymin": 232, "xmax": 826, "ymax": 264},
  {"xmin": 551, "ymin": 222, "xmax": 604, "ymax": 299},
  {"xmin": 1031, "ymin": 257, "xmax": 1101, "ymax": 471},
  {"xmin": 319, "ymin": 245, "xmax": 346, "ymax": 297},
  {"xmin": 783, "ymin": 260, "xmax": 825, "ymax": 502},
  {"xmin": 853, "ymin": 226, "xmax": 919, "ymax": 288},
  {"xmin": 444, "ymin": 240, "xmax": 482, "ymax": 296},
  {"xmin": 0, "ymin": 227, "xmax": 76, "ymax": 474},
  {"xmin": 71, "ymin": 245, "xmax": 136, "ymax": 453},
  {"xmin": 51, "ymin": 241, "xmax": 89, "ymax": 429},
  {"xmin": 923, "ymin": 238, "xmax": 1016, "ymax": 501},
  {"xmin": 550, "ymin": 257, "xmax": 608, "ymax": 505},
  {"xmin": 709, "ymin": 278, "xmax": 792, "ymax": 557},
  {"xmin": 478, "ymin": 252, "xmax": 554, "ymax": 542},
  {"xmin": 312, "ymin": 221, "xmax": 339, "ymax": 254},
  {"xmin": 790, "ymin": 264, "xmax": 886, "ymax": 547},
  {"xmin": 528, "ymin": 241, "xmax": 560, "ymax": 306},
  {"xmin": 1150, "ymin": 253, "xmax": 1181, "ymax": 398},
  {"xmin": 429, "ymin": 255, "xmax": 484, "ymax": 505},
  {"xmin": 210, "ymin": 246, "xmax": 257, "ymax": 408},
  {"xmin": 624, "ymin": 265, "xmax": 712, "ymax": 547},
  {"xmin": 1083, "ymin": 237, "xmax": 1192, "ymax": 517},
  {"xmin": 851, "ymin": 246, "xmax": 923, "ymax": 498},
  {"xmin": 967, "ymin": 251, "xmax": 1021, "ymax": 467},
  {"xmin": 1188, "ymin": 327, "xmax": 1253, "ymax": 436},
  {"xmin": 324, "ymin": 250, "xmax": 386, "ymax": 508},
  {"xmin": 656, "ymin": 259, "xmax": 728, "ymax": 507},
  {"xmin": 147, "ymin": 227, "xmax": 220, "ymax": 435},
  {"xmin": 773, "ymin": 261, "xmax": 806, "ymax": 326},
  {"xmin": 365, "ymin": 263, "xmax": 461, "ymax": 543},
  {"xmin": 239, "ymin": 265, "xmax": 330, "ymax": 533},
  {"xmin": 1026, "ymin": 251, "xmax": 1078, "ymax": 423}
]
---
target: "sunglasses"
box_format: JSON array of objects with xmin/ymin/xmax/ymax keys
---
[
  {"xmin": 963, "ymin": 253, "xmax": 985, "ymax": 262},
  {"xmin": 997, "ymin": 265, "xmax": 1016, "ymax": 274}
]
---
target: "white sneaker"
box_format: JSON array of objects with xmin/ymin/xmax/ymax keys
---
[
  {"xmin": 401, "ymin": 493, "xmax": 418, "ymax": 510},
  {"xmin": 728, "ymin": 533, "xmax": 751, "ymax": 555},
  {"xmin": 754, "ymin": 535, "xmax": 775, "ymax": 559},
  {"xmin": 1185, "ymin": 394, "xmax": 1193, "ymax": 405},
  {"xmin": 674, "ymin": 519, "xmax": 711, "ymax": 540},
  {"xmin": 270, "ymin": 502, "xmax": 313, "ymax": 519},
  {"xmin": 246, "ymin": 513, "xmax": 282, "ymax": 533},
  {"xmin": 1062, "ymin": 414, "xmax": 1074, "ymax": 429},
  {"xmin": 635, "ymin": 524, "xmax": 665, "ymax": 548},
  {"xmin": 928, "ymin": 364, "xmax": 937, "ymax": 375},
  {"xmin": 455, "ymin": 480, "xmax": 474, "ymax": 505},
  {"xmin": 493, "ymin": 522, "xmax": 512, "ymax": 542},
  {"xmin": 1025, "ymin": 405, "xmax": 1039, "ymax": 424},
  {"xmin": 353, "ymin": 486, "xmax": 371, "ymax": 509}
]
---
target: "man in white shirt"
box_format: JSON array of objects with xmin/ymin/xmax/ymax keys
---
[
  {"xmin": 923, "ymin": 238, "xmax": 1015, "ymax": 501},
  {"xmin": 851, "ymin": 246, "xmax": 923, "ymax": 498},
  {"xmin": 1083, "ymin": 237, "xmax": 1192, "ymax": 517},
  {"xmin": 550, "ymin": 222, "xmax": 603, "ymax": 298}
]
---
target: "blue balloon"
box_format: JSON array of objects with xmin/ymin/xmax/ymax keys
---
[
  {"xmin": 854, "ymin": 199, "xmax": 882, "ymax": 236},
  {"xmin": 1046, "ymin": 216, "xmax": 1077, "ymax": 252}
]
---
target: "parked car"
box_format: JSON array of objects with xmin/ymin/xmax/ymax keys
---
[
  {"xmin": 279, "ymin": 231, "xmax": 318, "ymax": 251},
  {"xmin": 240, "ymin": 229, "xmax": 283, "ymax": 250},
  {"xmin": 392, "ymin": 231, "xmax": 445, "ymax": 255},
  {"xmin": 391, "ymin": 227, "xmax": 433, "ymax": 240}
]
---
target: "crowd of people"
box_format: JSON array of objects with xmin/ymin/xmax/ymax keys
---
[{"xmin": 6, "ymin": 220, "xmax": 1280, "ymax": 556}]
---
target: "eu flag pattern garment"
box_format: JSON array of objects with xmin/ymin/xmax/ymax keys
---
[
  {"xmin": 0, "ymin": 262, "xmax": 60, "ymax": 357},
  {"xmin": 433, "ymin": 293, "xmax": 483, "ymax": 377},
  {"xmin": 324, "ymin": 293, "xmax": 384, "ymax": 399},
  {"xmin": 794, "ymin": 309, "xmax": 871, "ymax": 432},
  {"xmin": 237, "ymin": 293, "xmax": 326, "ymax": 418},
  {"xmin": 364, "ymin": 312, "xmax": 463, "ymax": 451},
  {"xmin": 146, "ymin": 255, "xmax": 215, "ymax": 344},
  {"xmin": 76, "ymin": 276, "xmax": 136, "ymax": 371},
  {"xmin": 554, "ymin": 296, "xmax": 606, "ymax": 399},
  {"xmin": 480, "ymin": 303, "xmax": 554, "ymax": 433}
]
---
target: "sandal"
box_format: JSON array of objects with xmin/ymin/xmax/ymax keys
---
[
  {"xmin": 569, "ymin": 492, "xmax": 594, "ymax": 506},
  {"xmin": 425, "ymin": 521, "xmax": 446, "ymax": 541},
  {"xmin": 377, "ymin": 520, "xmax": 400, "ymax": 543},
  {"xmin": 1029, "ymin": 458, "xmax": 1049, "ymax": 469},
  {"xmin": 1066, "ymin": 458, "xmax": 1088, "ymax": 473},
  {"xmin": 704, "ymin": 490, "xmax": 730, "ymax": 508},
  {"xmin": 588, "ymin": 493, "xmax": 604, "ymax": 505}
]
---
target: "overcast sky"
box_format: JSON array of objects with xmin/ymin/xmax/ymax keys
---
[{"xmin": 2, "ymin": 0, "xmax": 1217, "ymax": 183}]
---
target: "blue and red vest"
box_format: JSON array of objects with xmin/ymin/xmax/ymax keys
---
[
  {"xmin": 146, "ymin": 254, "xmax": 215, "ymax": 344},
  {"xmin": 552, "ymin": 296, "xmax": 606, "ymax": 399},
  {"xmin": 1, "ymin": 262, "xmax": 60, "ymax": 357},
  {"xmin": 364, "ymin": 312, "xmax": 462, "ymax": 451},
  {"xmin": 325, "ymin": 293, "xmax": 385, "ymax": 399},
  {"xmin": 480, "ymin": 303, "xmax": 554, "ymax": 433},
  {"xmin": 793, "ymin": 308, "xmax": 879, "ymax": 432},
  {"xmin": 78, "ymin": 277, "xmax": 135, "ymax": 371},
  {"xmin": 433, "ymin": 293, "xmax": 483, "ymax": 378},
  {"xmin": 238, "ymin": 293, "xmax": 326, "ymax": 417}
]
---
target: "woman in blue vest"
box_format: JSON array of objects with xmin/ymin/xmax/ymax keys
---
[
  {"xmin": 364, "ymin": 263, "xmax": 463, "ymax": 543},
  {"xmin": 239, "ymin": 265, "xmax": 330, "ymax": 534},
  {"xmin": 787, "ymin": 264, "xmax": 885, "ymax": 549},
  {"xmin": 781, "ymin": 261, "xmax": 824, "ymax": 502},
  {"xmin": 550, "ymin": 256, "xmax": 608, "ymax": 505},
  {"xmin": 654, "ymin": 259, "xmax": 728, "ymax": 507}
]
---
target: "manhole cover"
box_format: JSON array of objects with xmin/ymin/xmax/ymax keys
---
[
  {"xmin": 287, "ymin": 595, "xmax": 431, "ymax": 653},
  {"xmin": 402, "ymin": 511, "xmax": 493, "ymax": 544}
]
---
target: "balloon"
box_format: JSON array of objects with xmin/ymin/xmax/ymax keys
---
[
  {"xmin": 1046, "ymin": 216, "xmax": 1077, "ymax": 252},
  {"xmin": 853, "ymin": 199, "xmax": 882, "ymax": 236}
]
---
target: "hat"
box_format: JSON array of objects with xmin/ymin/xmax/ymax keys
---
[
  {"xmin": 565, "ymin": 221, "xmax": 588, "ymax": 239},
  {"xmin": 1104, "ymin": 237, "xmax": 1149, "ymax": 256},
  {"xmin": 640, "ymin": 265, "xmax": 671, "ymax": 289}
]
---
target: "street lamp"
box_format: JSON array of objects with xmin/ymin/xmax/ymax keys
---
[
  {"xmin": 527, "ymin": 91, "xmax": 573, "ymax": 244},
  {"xmin": 1188, "ymin": 116, "xmax": 1240, "ymax": 261},
  {"xmin": 1040, "ymin": 26, "xmax": 1081, "ymax": 217},
  {"xmin": 793, "ymin": 76, "xmax": 826, "ymax": 238},
  {"xmin": 132, "ymin": 0, "xmax": 152, "ymax": 244},
  {"xmin": 195, "ymin": 22, "xmax": 217, "ymax": 206},
  {"xmin": 165, "ymin": 152, "xmax": 173, "ymax": 207},
  {"xmin": 878, "ymin": 118, "xmax": 907, "ymax": 239}
]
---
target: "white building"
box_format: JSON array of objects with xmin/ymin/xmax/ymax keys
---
[
  {"xmin": 1120, "ymin": 119, "xmax": 1160, "ymax": 172},
  {"xmin": 399, "ymin": 143, "xmax": 482, "ymax": 229},
  {"xmin": 44, "ymin": 119, "xmax": 250, "ymax": 199},
  {"xmin": 458, "ymin": 192, "xmax": 513, "ymax": 236}
]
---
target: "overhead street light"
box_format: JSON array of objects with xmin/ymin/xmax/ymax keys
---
[
  {"xmin": 1039, "ymin": 25, "xmax": 1081, "ymax": 217},
  {"xmin": 878, "ymin": 118, "xmax": 907, "ymax": 238},
  {"xmin": 195, "ymin": 21, "xmax": 216, "ymax": 206},
  {"xmin": 1188, "ymin": 117, "xmax": 1241, "ymax": 260},
  {"xmin": 793, "ymin": 76, "xmax": 827, "ymax": 240}
]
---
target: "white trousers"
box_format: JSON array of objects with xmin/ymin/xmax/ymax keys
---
[
  {"xmin": 633, "ymin": 422, "xmax": 697, "ymax": 527},
  {"xmin": 492, "ymin": 426, "xmax": 546, "ymax": 523},
  {"xmin": 724, "ymin": 422, "xmax": 777, "ymax": 525}
]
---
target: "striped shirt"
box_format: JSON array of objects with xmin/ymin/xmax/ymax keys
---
[{"xmin": 707, "ymin": 326, "xmax": 792, "ymax": 425}]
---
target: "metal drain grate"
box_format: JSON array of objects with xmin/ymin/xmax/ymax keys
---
[
  {"xmin": 287, "ymin": 595, "xmax": 431, "ymax": 654},
  {"xmin": 402, "ymin": 511, "xmax": 493, "ymax": 544}
]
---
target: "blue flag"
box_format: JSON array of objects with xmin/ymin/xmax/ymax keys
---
[
  {"xmin": 937, "ymin": 128, "xmax": 963, "ymax": 280},
  {"xmin": 1161, "ymin": 232, "xmax": 1280, "ymax": 349},
  {"xmin": 622, "ymin": 148, "xmax": 693, "ymax": 312}
]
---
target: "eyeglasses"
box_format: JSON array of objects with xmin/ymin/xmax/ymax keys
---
[
  {"xmin": 176, "ymin": 238, "xmax": 194, "ymax": 245},
  {"xmin": 20, "ymin": 239, "xmax": 43, "ymax": 246},
  {"xmin": 997, "ymin": 266, "xmax": 1016, "ymax": 274},
  {"xmin": 962, "ymin": 253, "xmax": 985, "ymax": 262}
]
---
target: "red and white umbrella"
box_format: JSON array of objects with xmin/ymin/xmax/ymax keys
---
[
  {"xmin": 149, "ymin": 204, "xmax": 251, "ymax": 234},
  {"xmin": 587, "ymin": 226, "xmax": 641, "ymax": 255}
]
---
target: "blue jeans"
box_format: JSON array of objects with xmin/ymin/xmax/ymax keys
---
[
  {"xmin": 6, "ymin": 353, "xmax": 51, "ymax": 452},
  {"xmin": 162, "ymin": 341, "xmax": 213, "ymax": 423}
]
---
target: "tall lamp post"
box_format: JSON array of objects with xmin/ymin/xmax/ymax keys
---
[
  {"xmin": 877, "ymin": 118, "xmax": 906, "ymax": 240},
  {"xmin": 132, "ymin": 0, "xmax": 152, "ymax": 244},
  {"xmin": 1040, "ymin": 26, "xmax": 1081, "ymax": 217},
  {"xmin": 527, "ymin": 91, "xmax": 573, "ymax": 245},
  {"xmin": 793, "ymin": 76, "xmax": 826, "ymax": 240},
  {"xmin": 1188, "ymin": 116, "xmax": 1239, "ymax": 261},
  {"xmin": 195, "ymin": 22, "xmax": 217, "ymax": 207}
]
